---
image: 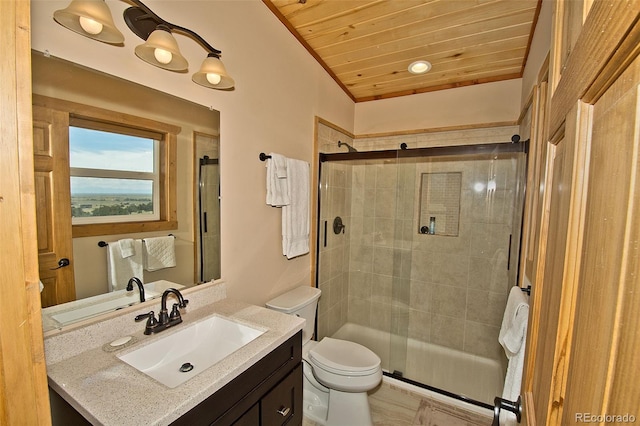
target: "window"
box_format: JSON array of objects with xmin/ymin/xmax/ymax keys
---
[
  {"xmin": 64, "ymin": 113, "xmax": 177, "ymax": 238},
  {"xmin": 69, "ymin": 124, "xmax": 160, "ymax": 224}
]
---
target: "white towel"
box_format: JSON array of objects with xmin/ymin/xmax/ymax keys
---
[
  {"xmin": 107, "ymin": 239, "xmax": 144, "ymax": 291},
  {"xmin": 282, "ymin": 158, "xmax": 310, "ymax": 259},
  {"xmin": 119, "ymin": 238, "xmax": 136, "ymax": 258},
  {"xmin": 499, "ymin": 286, "xmax": 529, "ymax": 426},
  {"xmin": 266, "ymin": 153, "xmax": 290, "ymax": 207},
  {"xmin": 143, "ymin": 236, "xmax": 176, "ymax": 271}
]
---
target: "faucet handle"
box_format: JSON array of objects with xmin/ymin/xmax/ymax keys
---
[
  {"xmin": 135, "ymin": 311, "xmax": 158, "ymax": 335},
  {"xmin": 169, "ymin": 303, "xmax": 182, "ymax": 321},
  {"xmin": 135, "ymin": 311, "xmax": 158, "ymax": 326}
]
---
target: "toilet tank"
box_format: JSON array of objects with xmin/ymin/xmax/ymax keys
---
[{"xmin": 266, "ymin": 286, "xmax": 321, "ymax": 344}]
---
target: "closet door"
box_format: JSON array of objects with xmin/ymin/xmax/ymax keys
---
[
  {"xmin": 523, "ymin": 100, "xmax": 591, "ymax": 426},
  {"xmin": 521, "ymin": 1, "xmax": 640, "ymax": 424},
  {"xmin": 560, "ymin": 50, "xmax": 640, "ymax": 424}
]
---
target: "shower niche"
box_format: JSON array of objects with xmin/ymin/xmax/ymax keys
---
[{"xmin": 417, "ymin": 171, "xmax": 461, "ymax": 236}]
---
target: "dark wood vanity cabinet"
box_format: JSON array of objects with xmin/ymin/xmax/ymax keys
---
[
  {"xmin": 49, "ymin": 331, "xmax": 303, "ymax": 426},
  {"xmin": 174, "ymin": 330, "xmax": 303, "ymax": 426},
  {"xmin": 229, "ymin": 363, "xmax": 302, "ymax": 426}
]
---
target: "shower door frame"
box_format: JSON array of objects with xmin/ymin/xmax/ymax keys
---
[
  {"xmin": 197, "ymin": 155, "xmax": 220, "ymax": 283},
  {"xmin": 315, "ymin": 137, "xmax": 529, "ymax": 412}
]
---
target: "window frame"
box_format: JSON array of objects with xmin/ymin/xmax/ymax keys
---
[
  {"xmin": 33, "ymin": 95, "xmax": 179, "ymax": 238},
  {"xmin": 69, "ymin": 119, "xmax": 161, "ymax": 225}
]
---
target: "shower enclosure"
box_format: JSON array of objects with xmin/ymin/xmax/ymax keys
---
[
  {"xmin": 315, "ymin": 138, "xmax": 527, "ymax": 408},
  {"xmin": 197, "ymin": 155, "xmax": 221, "ymax": 282}
]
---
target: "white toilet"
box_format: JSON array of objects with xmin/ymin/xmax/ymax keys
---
[{"xmin": 266, "ymin": 286, "xmax": 382, "ymax": 426}]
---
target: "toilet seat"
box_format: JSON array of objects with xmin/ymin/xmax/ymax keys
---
[{"xmin": 309, "ymin": 337, "xmax": 381, "ymax": 376}]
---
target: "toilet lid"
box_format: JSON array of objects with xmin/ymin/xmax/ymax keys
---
[{"xmin": 308, "ymin": 337, "xmax": 381, "ymax": 376}]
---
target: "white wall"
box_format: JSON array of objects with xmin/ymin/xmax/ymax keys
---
[
  {"xmin": 353, "ymin": 79, "xmax": 522, "ymax": 135},
  {"xmin": 521, "ymin": 0, "xmax": 553, "ymax": 106},
  {"xmin": 30, "ymin": 0, "xmax": 542, "ymax": 307},
  {"xmin": 31, "ymin": 0, "xmax": 355, "ymax": 305}
]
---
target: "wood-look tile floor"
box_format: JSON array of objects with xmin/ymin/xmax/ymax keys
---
[{"xmin": 302, "ymin": 380, "xmax": 493, "ymax": 426}]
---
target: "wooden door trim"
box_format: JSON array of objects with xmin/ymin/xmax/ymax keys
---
[
  {"xmin": 549, "ymin": 0, "xmax": 640, "ymax": 135},
  {"xmin": 545, "ymin": 101, "xmax": 593, "ymax": 424}
]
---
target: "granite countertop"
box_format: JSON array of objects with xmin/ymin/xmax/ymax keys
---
[{"xmin": 45, "ymin": 283, "xmax": 305, "ymax": 426}]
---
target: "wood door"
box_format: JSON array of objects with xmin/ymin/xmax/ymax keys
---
[
  {"xmin": 33, "ymin": 104, "xmax": 76, "ymax": 307},
  {"xmin": 0, "ymin": 0, "xmax": 52, "ymax": 423},
  {"xmin": 523, "ymin": 101, "xmax": 592, "ymax": 425},
  {"xmin": 560, "ymin": 49, "xmax": 640, "ymax": 424}
]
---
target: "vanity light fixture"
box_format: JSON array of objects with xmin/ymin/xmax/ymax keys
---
[
  {"xmin": 53, "ymin": 0, "xmax": 235, "ymax": 89},
  {"xmin": 408, "ymin": 60, "xmax": 432, "ymax": 75}
]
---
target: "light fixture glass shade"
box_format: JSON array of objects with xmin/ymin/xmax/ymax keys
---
[
  {"xmin": 134, "ymin": 28, "xmax": 188, "ymax": 72},
  {"xmin": 408, "ymin": 60, "xmax": 432, "ymax": 74},
  {"xmin": 192, "ymin": 56, "xmax": 235, "ymax": 89},
  {"xmin": 53, "ymin": 0, "xmax": 124, "ymax": 44}
]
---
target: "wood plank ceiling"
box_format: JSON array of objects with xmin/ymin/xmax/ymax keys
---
[{"xmin": 263, "ymin": 0, "xmax": 541, "ymax": 102}]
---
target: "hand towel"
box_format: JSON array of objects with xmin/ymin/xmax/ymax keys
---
[
  {"xmin": 107, "ymin": 239, "xmax": 144, "ymax": 291},
  {"xmin": 282, "ymin": 158, "xmax": 310, "ymax": 259},
  {"xmin": 118, "ymin": 238, "xmax": 136, "ymax": 258},
  {"xmin": 266, "ymin": 153, "xmax": 290, "ymax": 207},
  {"xmin": 499, "ymin": 286, "xmax": 530, "ymax": 426},
  {"xmin": 143, "ymin": 236, "xmax": 177, "ymax": 271}
]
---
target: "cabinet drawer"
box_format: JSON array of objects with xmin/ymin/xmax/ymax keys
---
[
  {"xmin": 232, "ymin": 403, "xmax": 259, "ymax": 426},
  {"xmin": 261, "ymin": 363, "xmax": 302, "ymax": 426}
]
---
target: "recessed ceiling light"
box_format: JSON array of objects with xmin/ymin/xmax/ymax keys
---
[{"xmin": 408, "ymin": 60, "xmax": 432, "ymax": 74}]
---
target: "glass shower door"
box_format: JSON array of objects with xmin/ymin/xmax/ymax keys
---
[
  {"xmin": 198, "ymin": 156, "xmax": 220, "ymax": 282},
  {"xmin": 386, "ymin": 150, "xmax": 527, "ymax": 405}
]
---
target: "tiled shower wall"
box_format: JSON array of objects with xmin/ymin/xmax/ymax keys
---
[
  {"xmin": 316, "ymin": 123, "xmax": 354, "ymax": 339},
  {"xmin": 316, "ymin": 124, "xmax": 522, "ymax": 362}
]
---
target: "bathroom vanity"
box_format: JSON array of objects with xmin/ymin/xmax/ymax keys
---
[{"xmin": 45, "ymin": 282, "xmax": 305, "ymax": 426}]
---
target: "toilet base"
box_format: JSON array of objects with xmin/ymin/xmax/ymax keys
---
[
  {"xmin": 302, "ymin": 368, "xmax": 373, "ymax": 426},
  {"xmin": 326, "ymin": 390, "xmax": 373, "ymax": 426},
  {"xmin": 303, "ymin": 387, "xmax": 328, "ymax": 424}
]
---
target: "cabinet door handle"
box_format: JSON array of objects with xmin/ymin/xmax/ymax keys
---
[{"xmin": 276, "ymin": 406, "xmax": 290, "ymax": 417}]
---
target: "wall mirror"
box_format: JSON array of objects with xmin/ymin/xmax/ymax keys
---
[{"xmin": 33, "ymin": 52, "xmax": 221, "ymax": 331}]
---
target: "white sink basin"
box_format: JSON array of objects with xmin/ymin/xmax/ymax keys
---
[{"xmin": 117, "ymin": 315, "xmax": 265, "ymax": 388}]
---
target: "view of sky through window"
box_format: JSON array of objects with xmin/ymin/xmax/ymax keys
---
[{"xmin": 69, "ymin": 127, "xmax": 155, "ymax": 195}]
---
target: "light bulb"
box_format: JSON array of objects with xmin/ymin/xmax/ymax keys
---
[
  {"xmin": 79, "ymin": 16, "xmax": 103, "ymax": 35},
  {"xmin": 206, "ymin": 73, "xmax": 222, "ymax": 85},
  {"xmin": 154, "ymin": 48, "xmax": 173, "ymax": 65}
]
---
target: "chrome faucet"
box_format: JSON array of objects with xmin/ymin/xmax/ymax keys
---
[
  {"xmin": 134, "ymin": 288, "xmax": 189, "ymax": 335},
  {"xmin": 126, "ymin": 277, "xmax": 146, "ymax": 303}
]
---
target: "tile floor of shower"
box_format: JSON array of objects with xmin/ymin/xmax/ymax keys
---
[{"xmin": 332, "ymin": 322, "xmax": 504, "ymax": 406}]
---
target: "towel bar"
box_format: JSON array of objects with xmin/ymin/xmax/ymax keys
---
[
  {"xmin": 520, "ymin": 285, "xmax": 531, "ymax": 296},
  {"xmin": 492, "ymin": 396, "xmax": 522, "ymax": 425},
  {"xmin": 98, "ymin": 234, "xmax": 175, "ymax": 247},
  {"xmin": 259, "ymin": 153, "xmax": 271, "ymax": 161}
]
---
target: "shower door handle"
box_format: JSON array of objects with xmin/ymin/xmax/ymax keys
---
[
  {"xmin": 203, "ymin": 212, "xmax": 208, "ymax": 233},
  {"xmin": 324, "ymin": 221, "xmax": 327, "ymax": 247}
]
